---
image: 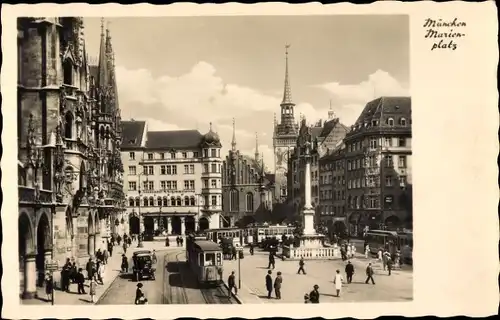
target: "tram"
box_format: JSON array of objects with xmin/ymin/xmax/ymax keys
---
[
  {"xmin": 186, "ymin": 236, "xmax": 224, "ymax": 286},
  {"xmin": 364, "ymin": 230, "xmax": 413, "ymax": 265},
  {"xmin": 205, "ymin": 227, "xmax": 243, "ymax": 247},
  {"xmin": 250, "ymin": 225, "xmax": 295, "ymax": 245}
]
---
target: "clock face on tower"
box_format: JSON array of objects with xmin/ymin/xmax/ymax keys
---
[{"xmin": 275, "ymin": 147, "xmax": 289, "ymax": 166}]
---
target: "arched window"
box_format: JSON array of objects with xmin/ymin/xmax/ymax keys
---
[
  {"xmin": 171, "ymin": 197, "xmax": 176, "ymax": 206},
  {"xmin": 229, "ymin": 189, "xmax": 239, "ymax": 211},
  {"xmin": 184, "ymin": 196, "xmax": 190, "ymax": 206},
  {"xmin": 190, "ymin": 197, "xmax": 196, "ymax": 206},
  {"xmin": 400, "ymin": 117, "xmax": 407, "ymax": 126},
  {"xmin": 143, "ymin": 198, "xmax": 148, "ymax": 207},
  {"xmin": 176, "ymin": 197, "xmax": 182, "ymax": 206},
  {"xmin": 246, "ymin": 192, "xmax": 254, "ymax": 212},
  {"xmin": 64, "ymin": 112, "xmax": 74, "ymax": 139},
  {"xmin": 129, "ymin": 197, "xmax": 135, "ymax": 207},
  {"xmin": 387, "ymin": 117, "xmax": 394, "ymax": 126},
  {"xmin": 157, "ymin": 197, "xmax": 162, "ymax": 207},
  {"xmin": 149, "ymin": 197, "xmax": 154, "ymax": 206},
  {"xmin": 63, "ymin": 60, "xmax": 73, "ymax": 85},
  {"xmin": 163, "ymin": 197, "xmax": 169, "ymax": 206},
  {"xmin": 135, "ymin": 197, "xmax": 140, "ymax": 206}
]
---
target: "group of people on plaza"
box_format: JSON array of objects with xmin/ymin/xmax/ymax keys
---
[{"xmin": 43, "ymin": 232, "xmax": 135, "ymax": 304}]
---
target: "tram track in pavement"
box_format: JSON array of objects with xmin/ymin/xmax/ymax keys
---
[{"xmin": 162, "ymin": 250, "xmax": 236, "ymax": 304}]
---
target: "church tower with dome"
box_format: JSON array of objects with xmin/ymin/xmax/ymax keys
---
[{"xmin": 273, "ymin": 45, "xmax": 299, "ymax": 203}]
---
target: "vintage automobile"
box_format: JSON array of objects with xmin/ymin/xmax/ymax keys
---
[{"xmin": 132, "ymin": 250, "xmax": 156, "ymax": 281}]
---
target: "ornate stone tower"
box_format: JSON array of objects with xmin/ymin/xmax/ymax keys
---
[{"xmin": 273, "ymin": 45, "xmax": 299, "ymax": 202}]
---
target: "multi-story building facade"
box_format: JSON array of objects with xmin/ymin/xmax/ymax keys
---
[
  {"xmin": 121, "ymin": 121, "xmax": 223, "ymax": 235},
  {"xmin": 221, "ymin": 120, "xmax": 275, "ymax": 226},
  {"xmin": 318, "ymin": 142, "xmax": 347, "ymax": 237},
  {"xmin": 316, "ymin": 107, "xmax": 349, "ymax": 157},
  {"xmin": 18, "ymin": 18, "xmax": 125, "ymax": 300},
  {"xmin": 344, "ymin": 96, "xmax": 412, "ymax": 236},
  {"xmin": 273, "ymin": 46, "xmax": 299, "ymax": 203}
]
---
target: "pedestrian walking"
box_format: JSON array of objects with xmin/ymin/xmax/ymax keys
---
[
  {"xmin": 265, "ymin": 270, "xmax": 273, "ymax": 299},
  {"xmin": 345, "ymin": 261, "xmax": 354, "ymax": 284},
  {"xmin": 249, "ymin": 243, "xmax": 254, "ymax": 255},
  {"xmin": 108, "ymin": 242, "xmax": 113, "ymax": 257},
  {"xmin": 333, "ymin": 270, "xmax": 344, "ymax": 297},
  {"xmin": 152, "ymin": 250, "xmax": 157, "ymax": 264},
  {"xmin": 365, "ymin": 262, "xmax": 376, "ymax": 285},
  {"xmin": 351, "ymin": 244, "xmax": 357, "ymax": 257},
  {"xmin": 121, "ymin": 254, "xmax": 129, "ymax": 273},
  {"xmin": 123, "ymin": 242, "xmax": 128, "ymax": 254},
  {"xmin": 231, "ymin": 246, "xmax": 237, "ymax": 260},
  {"xmin": 387, "ymin": 257, "xmax": 393, "ymax": 276},
  {"xmin": 97, "ymin": 260, "xmax": 105, "ymax": 284},
  {"xmin": 89, "ymin": 278, "xmax": 97, "ymax": 303},
  {"xmin": 45, "ymin": 273, "xmax": 53, "ymax": 302},
  {"xmin": 165, "ymin": 236, "xmax": 170, "ymax": 247},
  {"xmin": 382, "ymin": 250, "xmax": 390, "ymax": 271},
  {"xmin": 76, "ymin": 268, "xmax": 86, "ymax": 294},
  {"xmin": 176, "ymin": 236, "xmax": 180, "ymax": 247},
  {"xmin": 395, "ymin": 250, "xmax": 401, "ymax": 268},
  {"xmin": 309, "ymin": 284, "xmax": 320, "ymax": 303},
  {"xmin": 227, "ymin": 271, "xmax": 237, "ymax": 297},
  {"xmin": 274, "ymin": 271, "xmax": 283, "ymax": 299},
  {"xmin": 135, "ymin": 283, "xmax": 146, "ymax": 304},
  {"xmin": 86, "ymin": 258, "xmax": 95, "ymax": 281},
  {"xmin": 267, "ymin": 252, "xmax": 275, "ymax": 269},
  {"xmin": 297, "ymin": 257, "xmax": 306, "ymax": 274},
  {"xmin": 377, "ymin": 248, "xmax": 383, "ymax": 262},
  {"xmin": 117, "ymin": 235, "xmax": 122, "ymax": 246},
  {"xmin": 340, "ymin": 246, "xmax": 347, "ymax": 261},
  {"xmin": 365, "ymin": 244, "xmax": 370, "ymax": 259},
  {"xmin": 70, "ymin": 262, "xmax": 78, "ymax": 283}
]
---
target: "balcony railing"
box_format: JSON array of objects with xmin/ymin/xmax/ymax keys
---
[{"xmin": 18, "ymin": 186, "xmax": 52, "ymax": 204}]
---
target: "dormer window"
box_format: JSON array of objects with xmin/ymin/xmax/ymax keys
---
[
  {"xmin": 400, "ymin": 117, "xmax": 407, "ymax": 126},
  {"xmin": 387, "ymin": 117, "xmax": 394, "ymax": 126}
]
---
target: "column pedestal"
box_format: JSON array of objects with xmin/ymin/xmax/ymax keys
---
[
  {"xmin": 180, "ymin": 217, "xmax": 185, "ymax": 235},
  {"xmin": 88, "ymin": 234, "xmax": 95, "ymax": 257},
  {"xmin": 22, "ymin": 254, "xmax": 37, "ymax": 299}
]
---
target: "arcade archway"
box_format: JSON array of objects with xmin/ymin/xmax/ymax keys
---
[
  {"xmin": 385, "ymin": 215, "xmax": 401, "ymax": 229},
  {"xmin": 129, "ymin": 215, "xmax": 140, "ymax": 235},
  {"xmin": 199, "ymin": 217, "xmax": 209, "ymax": 232},
  {"xmin": 19, "ymin": 213, "xmax": 34, "ymax": 269},
  {"xmin": 171, "ymin": 216, "xmax": 181, "ymax": 235},
  {"xmin": 36, "ymin": 213, "xmax": 50, "ymax": 287},
  {"xmin": 185, "ymin": 216, "xmax": 195, "ymax": 234},
  {"xmin": 332, "ymin": 221, "xmax": 347, "ymax": 238}
]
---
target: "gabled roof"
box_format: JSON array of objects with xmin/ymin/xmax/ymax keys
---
[
  {"xmin": 146, "ymin": 130, "xmax": 203, "ymax": 150},
  {"xmin": 353, "ymin": 96, "xmax": 411, "ymax": 127},
  {"xmin": 318, "ymin": 118, "xmax": 349, "ymax": 138},
  {"xmin": 121, "ymin": 120, "xmax": 146, "ymax": 149}
]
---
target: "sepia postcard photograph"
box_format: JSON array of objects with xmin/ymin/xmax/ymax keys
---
[{"xmin": 1, "ymin": 2, "xmax": 498, "ymax": 319}]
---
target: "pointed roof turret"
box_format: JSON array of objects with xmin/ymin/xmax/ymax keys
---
[
  {"xmin": 328, "ymin": 100, "xmax": 336, "ymax": 120},
  {"xmin": 231, "ymin": 118, "xmax": 237, "ymax": 152},
  {"xmin": 254, "ymin": 132, "xmax": 260, "ymax": 161},
  {"xmin": 97, "ymin": 17, "xmax": 108, "ymax": 89},
  {"xmin": 281, "ymin": 44, "xmax": 294, "ymax": 106}
]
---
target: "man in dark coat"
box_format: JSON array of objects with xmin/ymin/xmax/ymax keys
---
[
  {"xmin": 309, "ymin": 284, "xmax": 320, "ymax": 303},
  {"xmin": 297, "ymin": 257, "xmax": 306, "ymax": 274},
  {"xmin": 227, "ymin": 271, "xmax": 237, "ymax": 297},
  {"xmin": 365, "ymin": 262, "xmax": 376, "ymax": 284},
  {"xmin": 265, "ymin": 270, "xmax": 273, "ymax": 299},
  {"xmin": 345, "ymin": 261, "xmax": 355, "ymax": 283},
  {"xmin": 76, "ymin": 268, "xmax": 86, "ymax": 294},
  {"xmin": 108, "ymin": 241, "xmax": 113, "ymax": 257},
  {"xmin": 231, "ymin": 247, "xmax": 237, "ymax": 260},
  {"xmin": 387, "ymin": 257, "xmax": 393, "ymax": 276},
  {"xmin": 267, "ymin": 252, "xmax": 275, "ymax": 269},
  {"xmin": 85, "ymin": 258, "xmax": 95, "ymax": 281}
]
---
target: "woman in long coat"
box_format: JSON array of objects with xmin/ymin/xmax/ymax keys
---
[{"xmin": 333, "ymin": 269, "xmax": 344, "ymax": 297}]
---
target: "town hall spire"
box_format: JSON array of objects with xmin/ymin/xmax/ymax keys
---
[
  {"xmin": 281, "ymin": 44, "xmax": 293, "ymax": 105},
  {"xmin": 255, "ymin": 132, "xmax": 260, "ymax": 162},
  {"xmin": 231, "ymin": 118, "xmax": 237, "ymax": 152}
]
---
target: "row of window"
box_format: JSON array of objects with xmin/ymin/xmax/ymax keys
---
[
  {"xmin": 319, "ymin": 190, "xmax": 346, "ymax": 201},
  {"xmin": 227, "ymin": 190, "xmax": 255, "ymax": 212},
  {"xmin": 128, "ymin": 180, "xmax": 195, "ymax": 191},
  {"xmin": 319, "ymin": 175, "xmax": 346, "ymax": 186},
  {"xmin": 348, "ymin": 137, "xmax": 408, "ymax": 154},
  {"xmin": 347, "ymin": 175, "xmax": 407, "ymax": 189},
  {"xmin": 128, "ymin": 163, "xmax": 221, "ymax": 176},
  {"xmin": 292, "ymin": 170, "xmax": 319, "ymax": 184},
  {"xmin": 129, "ymin": 148, "xmax": 220, "ymax": 161},
  {"xmin": 319, "ymin": 205, "xmax": 345, "ymax": 216},
  {"xmin": 321, "ymin": 160, "xmax": 344, "ymax": 172},
  {"xmin": 128, "ymin": 195, "xmax": 219, "ymax": 207},
  {"xmin": 347, "ymin": 155, "xmax": 407, "ymax": 171},
  {"xmin": 351, "ymin": 116, "xmax": 411, "ymax": 131},
  {"xmin": 347, "ymin": 195, "xmax": 380, "ymax": 209}
]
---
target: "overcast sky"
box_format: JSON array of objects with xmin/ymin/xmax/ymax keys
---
[{"xmin": 84, "ymin": 15, "xmax": 409, "ymax": 171}]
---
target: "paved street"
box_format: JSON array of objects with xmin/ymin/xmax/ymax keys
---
[
  {"xmin": 98, "ymin": 247, "xmax": 237, "ymax": 304},
  {"xmin": 222, "ymin": 247, "xmax": 413, "ymax": 303}
]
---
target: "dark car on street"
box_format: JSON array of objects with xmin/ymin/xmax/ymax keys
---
[{"xmin": 132, "ymin": 250, "xmax": 156, "ymax": 281}]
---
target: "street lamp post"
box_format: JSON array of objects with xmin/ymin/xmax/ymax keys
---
[{"xmin": 238, "ymin": 247, "xmax": 241, "ymax": 290}]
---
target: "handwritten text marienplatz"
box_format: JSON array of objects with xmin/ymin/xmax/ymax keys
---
[{"xmin": 423, "ymin": 18, "xmax": 466, "ymax": 51}]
